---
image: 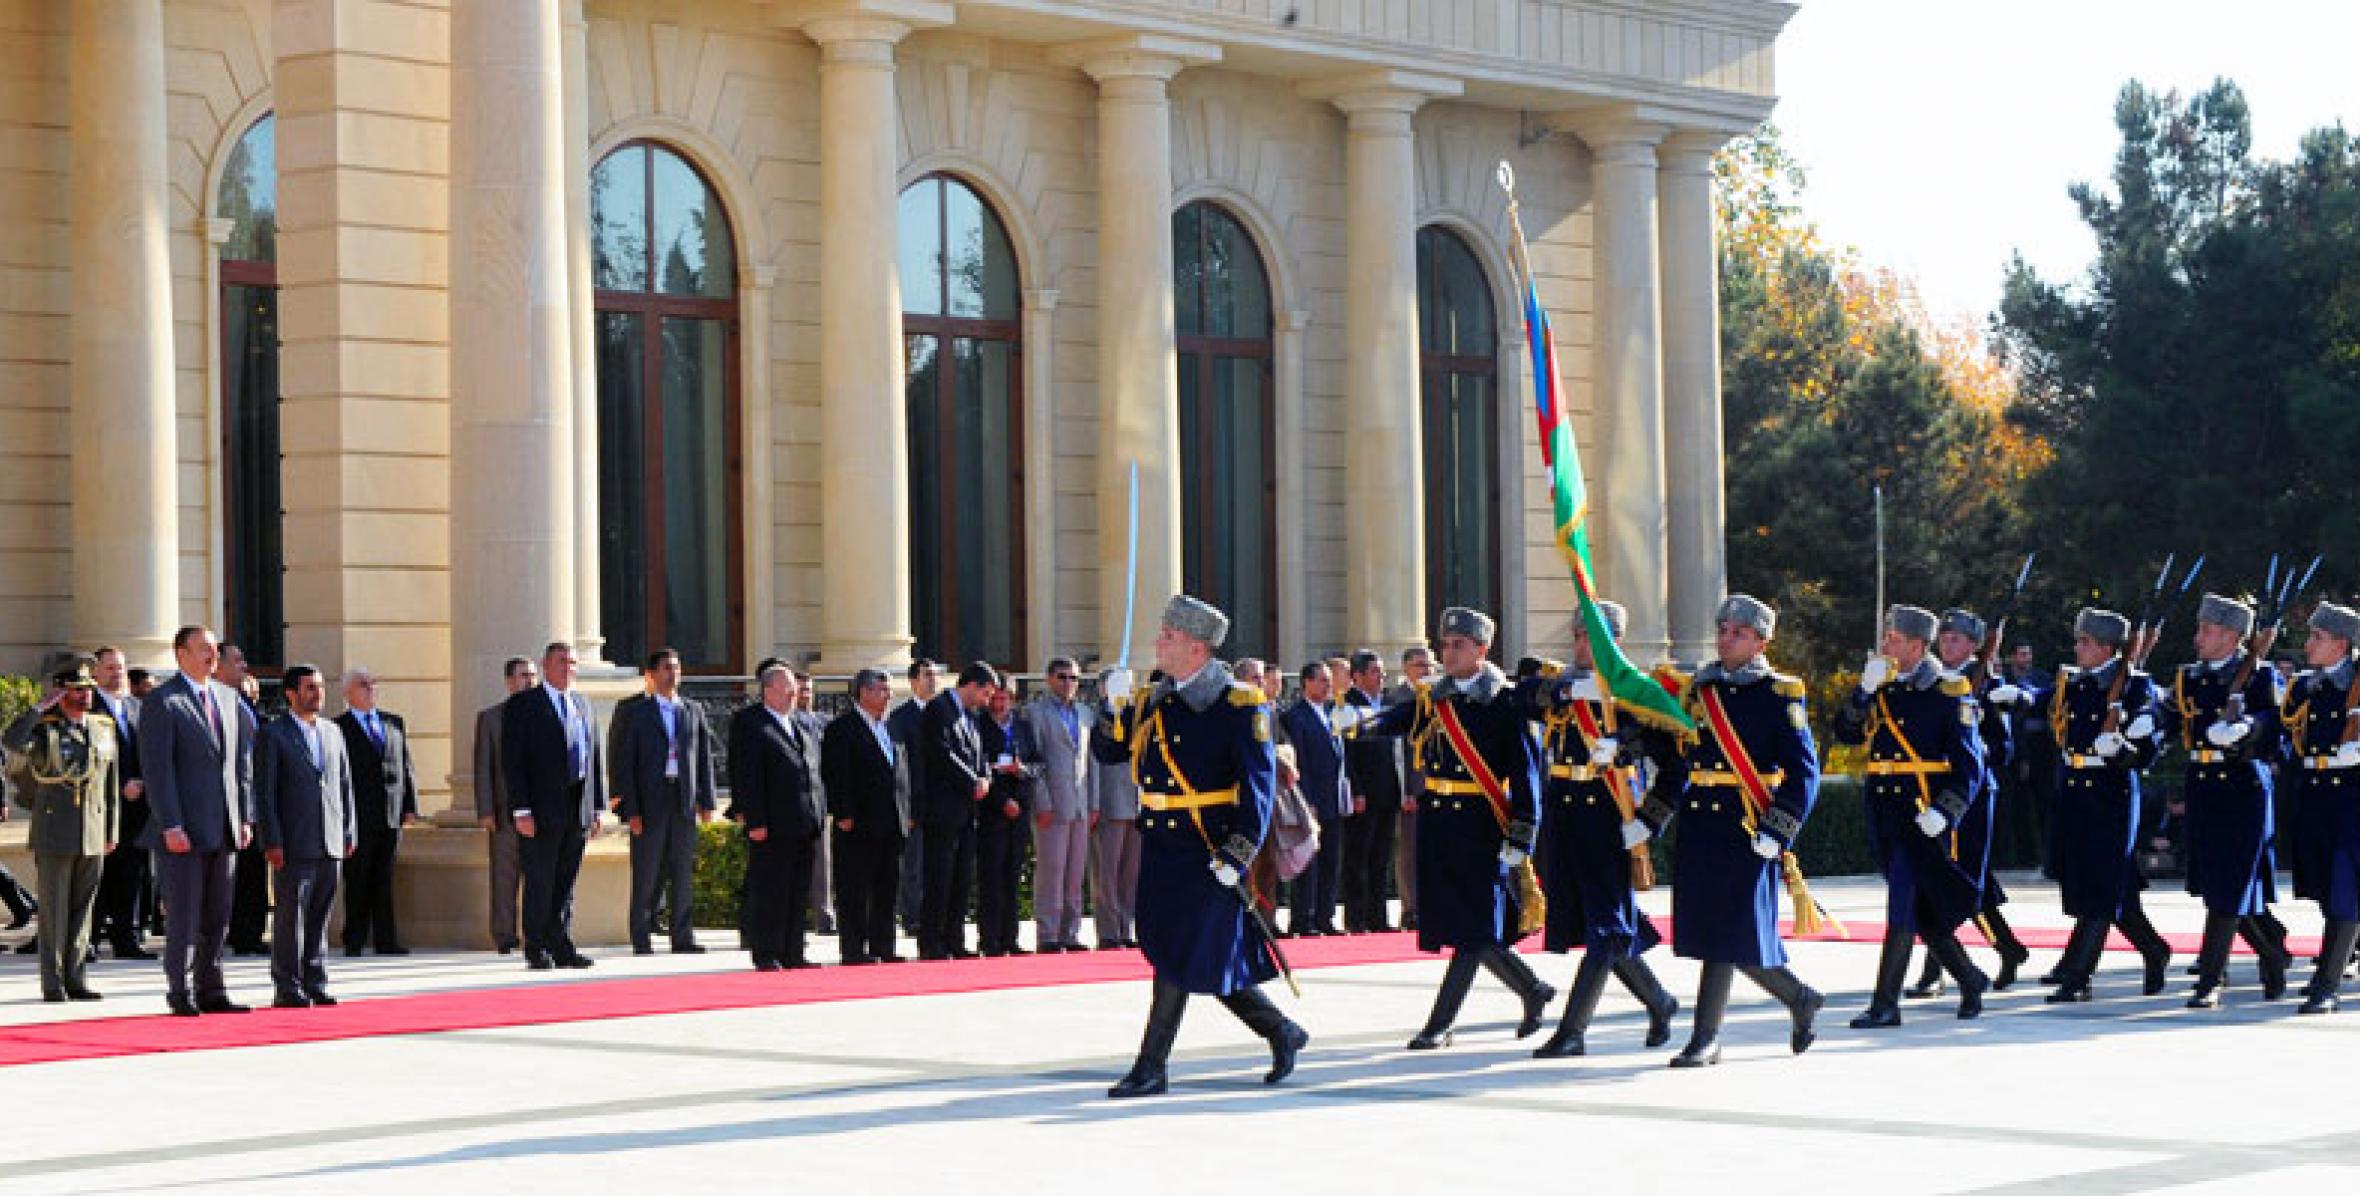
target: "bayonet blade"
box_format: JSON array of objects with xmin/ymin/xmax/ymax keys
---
[{"xmin": 2011, "ymin": 551, "xmax": 2037, "ymax": 597}]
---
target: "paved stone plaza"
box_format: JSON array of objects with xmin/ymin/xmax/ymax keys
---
[{"xmin": 3, "ymin": 875, "xmax": 2353, "ymax": 1195}]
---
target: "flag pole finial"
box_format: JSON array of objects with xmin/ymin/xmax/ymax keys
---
[{"xmin": 1495, "ymin": 160, "xmax": 1516, "ymax": 197}]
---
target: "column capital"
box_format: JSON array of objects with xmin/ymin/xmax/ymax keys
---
[
  {"xmin": 1559, "ymin": 107, "xmax": 1669, "ymax": 165},
  {"xmin": 201, "ymin": 215, "xmax": 235, "ymax": 247},
  {"xmin": 790, "ymin": 0, "xmax": 950, "ymax": 57},
  {"xmin": 1658, "ymin": 127, "xmax": 1736, "ymax": 175},
  {"xmin": 1049, "ymin": 33, "xmax": 1220, "ymax": 86},
  {"xmin": 1299, "ymin": 69, "xmax": 1460, "ymax": 128}
]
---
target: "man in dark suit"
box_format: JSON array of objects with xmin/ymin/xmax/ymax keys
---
[
  {"xmin": 140, "ymin": 625, "xmax": 257, "ymax": 1016},
  {"xmin": 334, "ymin": 666, "xmax": 418, "ymax": 955},
  {"xmin": 824, "ymin": 668, "xmax": 909, "ymax": 964},
  {"xmin": 1280, "ymin": 660, "xmax": 1351, "ymax": 936},
  {"xmin": 732, "ymin": 663, "xmax": 825, "ymax": 970},
  {"xmin": 918, "ymin": 662, "xmax": 997, "ymax": 960},
  {"xmin": 1341, "ymin": 649, "xmax": 1406, "ymax": 932},
  {"xmin": 89, "ymin": 645, "xmax": 154, "ymax": 959},
  {"xmin": 253, "ymin": 664, "xmax": 358, "ymax": 1007},
  {"xmin": 974, "ymin": 684, "xmax": 1040, "ymax": 956},
  {"xmin": 501, "ymin": 641, "xmax": 606, "ymax": 970},
  {"xmin": 218, "ymin": 643, "xmax": 272, "ymax": 957},
  {"xmin": 888, "ymin": 658, "xmax": 943, "ymax": 933},
  {"xmin": 473, "ymin": 655, "xmax": 538, "ymax": 952},
  {"xmin": 610, "ymin": 647, "xmax": 719, "ymax": 954}
]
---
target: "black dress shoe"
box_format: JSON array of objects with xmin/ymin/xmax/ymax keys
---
[
  {"xmin": 753, "ymin": 959, "xmax": 782, "ymax": 972},
  {"xmin": 1995, "ymin": 942, "xmax": 2030, "ymax": 991},
  {"xmin": 1956, "ymin": 975, "xmax": 1988, "ymax": 1020},
  {"xmin": 1265, "ymin": 1022, "xmax": 1309, "ymax": 1084},
  {"xmin": 42, "ymin": 989, "xmax": 67, "ymax": 1004},
  {"xmin": 1106, "ymin": 1064, "xmax": 1168, "ymax": 1099},
  {"xmin": 2038, "ymin": 967, "xmax": 2065, "ymax": 986},
  {"xmin": 1645, "ymin": 995, "xmax": 1680, "ymax": 1049},
  {"xmin": 496, "ymin": 941, "xmax": 517, "ymax": 955},
  {"xmin": 1005, "ymin": 945, "xmax": 1031, "ymax": 956},
  {"xmin": 1037, "ymin": 943, "xmax": 1066, "ymax": 954},
  {"xmin": 951, "ymin": 948, "xmax": 980, "ymax": 960},
  {"xmin": 558, "ymin": 954, "xmax": 595, "ymax": 969},
  {"xmin": 1904, "ymin": 974, "xmax": 1947, "ymax": 1000},
  {"xmin": 2045, "ymin": 982, "xmax": 2092, "ymax": 1003},
  {"xmin": 2298, "ymin": 991, "xmax": 2340, "ymax": 1015},
  {"xmin": 840, "ymin": 953, "xmax": 875, "ymax": 966},
  {"xmin": 1532, "ymin": 1024, "xmax": 1585, "ymax": 1059},
  {"xmin": 272, "ymin": 993, "xmax": 312, "ymax": 1009},
  {"xmin": 632, "ymin": 945, "xmax": 656, "ymax": 956},
  {"xmin": 2144, "ymin": 951, "xmax": 2173, "ymax": 996},
  {"xmin": 344, "ymin": 946, "xmax": 367, "ymax": 958},
  {"xmin": 786, "ymin": 960, "xmax": 823, "ymax": 971},
  {"xmin": 1791, "ymin": 987, "xmax": 1824, "ymax": 1054},
  {"xmin": 981, "ymin": 949, "xmax": 1005, "ymax": 959},
  {"xmin": 168, "ymin": 995, "xmax": 201, "ymax": 1017},
  {"xmin": 1405, "ymin": 1030, "xmax": 1453, "ymax": 1051},
  {"xmin": 1669, "ymin": 1040, "xmax": 1721, "ymax": 1068},
  {"xmin": 376, "ymin": 945, "xmax": 412, "ymax": 956},
  {"xmin": 918, "ymin": 950, "xmax": 949, "ymax": 962},
  {"xmin": 64, "ymin": 986, "xmax": 102, "ymax": 1002},
  {"xmin": 527, "ymin": 953, "xmax": 555, "ymax": 971},
  {"xmin": 308, "ymin": 993, "xmax": 340, "ymax": 1007},
  {"xmin": 196, "ymin": 996, "xmax": 251, "ymax": 1014},
  {"xmin": 1849, "ymin": 1005, "xmax": 1901, "ymax": 1030},
  {"xmin": 1517, "ymin": 983, "xmax": 1557, "ymax": 1039},
  {"xmin": 672, "ymin": 944, "xmax": 707, "ymax": 955},
  {"xmin": 2186, "ymin": 984, "xmax": 2223, "ymax": 1010},
  {"xmin": 876, "ymin": 953, "xmax": 909, "ymax": 964}
]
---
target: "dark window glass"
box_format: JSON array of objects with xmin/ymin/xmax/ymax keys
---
[
  {"xmin": 1417, "ymin": 226, "xmax": 1501, "ymax": 642},
  {"xmin": 218, "ymin": 115, "xmax": 282, "ymax": 666},
  {"xmin": 900, "ymin": 175, "xmax": 1025, "ymax": 668},
  {"xmin": 1173, "ymin": 201, "xmax": 1275, "ymax": 661},
  {"xmin": 592, "ymin": 142, "xmax": 743, "ymax": 670}
]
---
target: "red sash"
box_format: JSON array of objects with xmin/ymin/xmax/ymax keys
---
[
  {"xmin": 1436, "ymin": 698, "xmax": 1512, "ymax": 833},
  {"xmin": 1568, "ymin": 698, "xmax": 1635, "ymax": 819},
  {"xmin": 1698, "ymin": 684, "xmax": 1775, "ymax": 829}
]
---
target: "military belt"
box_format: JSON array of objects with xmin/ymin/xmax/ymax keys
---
[
  {"xmin": 1548, "ymin": 763, "xmax": 1605, "ymax": 782},
  {"xmin": 2187, "ymin": 749, "xmax": 2231, "ymax": 764},
  {"xmin": 1138, "ymin": 788, "xmax": 1239, "ymax": 811},
  {"xmin": 1424, "ymin": 778, "xmax": 1490, "ymax": 797},
  {"xmin": 2064, "ymin": 752, "xmax": 2112, "ymax": 769},
  {"xmin": 1687, "ymin": 768, "xmax": 1785, "ymax": 788},
  {"xmin": 2303, "ymin": 756, "xmax": 2358, "ymax": 772},
  {"xmin": 1863, "ymin": 761, "xmax": 1950, "ymax": 776}
]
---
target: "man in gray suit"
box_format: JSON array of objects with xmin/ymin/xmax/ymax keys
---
[
  {"xmin": 1026, "ymin": 656, "xmax": 1096, "ymax": 952},
  {"xmin": 610, "ymin": 647, "xmax": 718, "ymax": 954},
  {"xmin": 1087, "ymin": 666, "xmax": 1143, "ymax": 949},
  {"xmin": 253, "ymin": 664, "xmax": 358, "ymax": 1008},
  {"xmin": 474, "ymin": 655, "xmax": 537, "ymax": 953},
  {"xmin": 140, "ymin": 625, "xmax": 257, "ymax": 1016}
]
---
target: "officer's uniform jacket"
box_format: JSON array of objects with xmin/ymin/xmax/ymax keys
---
[
  {"xmin": 2048, "ymin": 658, "xmax": 2161, "ymax": 920},
  {"xmin": 1641, "ymin": 656, "xmax": 1819, "ymax": 967},
  {"xmin": 2156, "ymin": 652, "xmax": 2286, "ymax": 917},
  {"xmin": 1832, "ymin": 658, "xmax": 1988, "ymax": 934},
  {"xmin": 2286, "ymin": 656, "xmax": 2360, "ymax": 918},
  {"xmin": 1532, "ymin": 666, "xmax": 1664, "ymax": 959},
  {"xmin": 1103, "ymin": 661, "xmax": 1278, "ymax": 995},
  {"xmin": 7, "ymin": 709, "xmax": 122, "ymax": 857}
]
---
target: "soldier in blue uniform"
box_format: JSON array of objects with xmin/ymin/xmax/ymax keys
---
[
  {"xmin": 1834, "ymin": 605, "xmax": 1993, "ymax": 1027},
  {"xmin": 1526, "ymin": 602, "xmax": 1679, "ymax": 1058},
  {"xmin": 2288, "ymin": 601, "xmax": 2360, "ymax": 1013},
  {"xmin": 1356, "ymin": 606, "xmax": 1558, "ymax": 1050},
  {"xmin": 1099, "ymin": 595, "xmax": 1308, "ymax": 1098},
  {"xmin": 2155, "ymin": 594, "xmax": 2293, "ymax": 1008},
  {"xmin": 1908, "ymin": 609, "xmax": 2037, "ymax": 999},
  {"xmin": 2044, "ymin": 609, "xmax": 2176, "ymax": 1002},
  {"xmin": 1640, "ymin": 594, "xmax": 1824, "ymax": 1068}
]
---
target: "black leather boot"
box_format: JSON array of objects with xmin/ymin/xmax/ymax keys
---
[
  {"xmin": 1905, "ymin": 945, "xmax": 1947, "ymax": 999},
  {"xmin": 1741, "ymin": 963, "xmax": 1823, "ymax": 1054},
  {"xmin": 1218, "ymin": 986, "xmax": 1309, "ymax": 1084},
  {"xmin": 1109, "ymin": 979, "xmax": 1189, "ymax": 1098},
  {"xmin": 2186, "ymin": 914, "xmax": 2238, "ymax": 1009},
  {"xmin": 0, "ymin": 877, "xmax": 33, "ymax": 931},
  {"xmin": 2301, "ymin": 920, "xmax": 2359, "ymax": 1015},
  {"xmin": 1613, "ymin": 957, "xmax": 1680, "ymax": 1048},
  {"xmin": 1534, "ymin": 951, "xmax": 1612, "ymax": 1059},
  {"xmin": 1409, "ymin": 949, "xmax": 1482, "ymax": 1049},
  {"xmin": 2240, "ymin": 913, "xmax": 2291, "ymax": 1000},
  {"xmin": 2117, "ymin": 903, "xmax": 2172, "ymax": 995},
  {"xmin": 1481, "ymin": 946, "xmax": 1556, "ymax": 1039},
  {"xmin": 1986, "ymin": 909, "xmax": 2032, "ymax": 991},
  {"xmin": 1671, "ymin": 962, "xmax": 1731, "ymax": 1068},
  {"xmin": 2045, "ymin": 919, "xmax": 2107, "ymax": 1002},
  {"xmin": 1925, "ymin": 929, "xmax": 1992, "ymax": 1020},
  {"xmin": 1851, "ymin": 925, "xmax": 1912, "ymax": 1029}
]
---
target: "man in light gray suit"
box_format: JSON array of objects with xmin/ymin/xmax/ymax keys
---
[
  {"xmin": 474, "ymin": 655, "xmax": 537, "ymax": 953},
  {"xmin": 1087, "ymin": 666, "xmax": 1143, "ymax": 949},
  {"xmin": 1026, "ymin": 657, "xmax": 1096, "ymax": 952},
  {"xmin": 140, "ymin": 625, "xmax": 257, "ymax": 1016},
  {"xmin": 253, "ymin": 664, "xmax": 358, "ymax": 1008}
]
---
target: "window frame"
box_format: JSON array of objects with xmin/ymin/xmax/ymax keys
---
[
  {"xmin": 1172, "ymin": 201, "xmax": 1278, "ymax": 660},
  {"xmin": 1415, "ymin": 224, "xmax": 1503, "ymax": 643}
]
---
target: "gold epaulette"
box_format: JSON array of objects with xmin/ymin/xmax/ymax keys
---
[
  {"xmin": 1772, "ymin": 673, "xmax": 1807, "ymax": 700},
  {"xmin": 1940, "ymin": 675, "xmax": 1972, "ymax": 698},
  {"xmin": 1227, "ymin": 683, "xmax": 1267, "ymax": 707},
  {"xmin": 1539, "ymin": 660, "xmax": 1565, "ymax": 680},
  {"xmin": 1652, "ymin": 663, "xmax": 1691, "ymax": 697}
]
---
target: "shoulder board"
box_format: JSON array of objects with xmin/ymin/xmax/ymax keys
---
[
  {"xmin": 1772, "ymin": 674, "xmax": 1807, "ymax": 699},
  {"xmin": 1651, "ymin": 663, "xmax": 1690, "ymax": 696},
  {"xmin": 1539, "ymin": 661, "xmax": 1564, "ymax": 680},
  {"xmin": 88, "ymin": 711, "xmax": 117, "ymax": 731},
  {"xmin": 1940, "ymin": 675, "xmax": 1972, "ymax": 698},
  {"xmin": 1227, "ymin": 683, "xmax": 1267, "ymax": 707}
]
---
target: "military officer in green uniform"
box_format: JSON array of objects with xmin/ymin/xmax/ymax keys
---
[{"xmin": 4, "ymin": 659, "xmax": 123, "ymax": 1002}]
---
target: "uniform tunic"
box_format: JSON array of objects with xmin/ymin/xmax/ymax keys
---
[
  {"xmin": 1644, "ymin": 659, "xmax": 1819, "ymax": 968},
  {"xmin": 1534, "ymin": 671, "xmax": 1662, "ymax": 959},
  {"xmin": 2286, "ymin": 658, "xmax": 2360, "ymax": 919},
  {"xmin": 1361, "ymin": 664, "xmax": 1544, "ymax": 955},
  {"xmin": 1962, "ymin": 685, "xmax": 2015, "ymax": 910},
  {"xmin": 2048, "ymin": 661, "xmax": 2161, "ymax": 920},
  {"xmin": 1106, "ymin": 662, "xmax": 1279, "ymax": 995},
  {"xmin": 11, "ymin": 709, "xmax": 123, "ymax": 856},
  {"xmin": 2154, "ymin": 654, "xmax": 2285, "ymax": 918},
  {"xmin": 1832, "ymin": 661, "xmax": 1988, "ymax": 935}
]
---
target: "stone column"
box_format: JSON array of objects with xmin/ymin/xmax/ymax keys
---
[
  {"xmin": 1021, "ymin": 288, "xmax": 1060, "ymax": 666},
  {"xmin": 1659, "ymin": 130, "xmax": 1730, "ymax": 667},
  {"xmin": 799, "ymin": 4, "xmax": 946, "ymax": 674},
  {"xmin": 561, "ymin": 0, "xmax": 607, "ymax": 665},
  {"xmin": 68, "ymin": 0, "xmax": 178, "ymax": 665},
  {"xmin": 1051, "ymin": 34, "xmax": 1218, "ymax": 670},
  {"xmin": 1569, "ymin": 113, "xmax": 1671, "ymax": 663},
  {"xmin": 1306, "ymin": 71, "xmax": 1460, "ymax": 656},
  {"xmin": 449, "ymin": 0, "xmax": 576, "ymax": 731}
]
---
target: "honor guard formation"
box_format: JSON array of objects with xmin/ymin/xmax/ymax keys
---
[{"xmin": 1086, "ymin": 564, "xmax": 2360, "ymax": 1096}]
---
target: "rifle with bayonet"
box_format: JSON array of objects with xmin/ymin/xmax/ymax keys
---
[
  {"xmin": 2227, "ymin": 553, "xmax": 2322, "ymax": 724},
  {"xmin": 2105, "ymin": 554, "xmax": 2205, "ymax": 733},
  {"xmin": 1976, "ymin": 551, "xmax": 2037, "ymax": 697}
]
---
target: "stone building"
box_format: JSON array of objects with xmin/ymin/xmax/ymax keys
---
[{"xmin": 1, "ymin": 1, "xmax": 1787, "ymax": 929}]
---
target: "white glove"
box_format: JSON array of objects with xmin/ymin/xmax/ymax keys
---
[
  {"xmin": 1103, "ymin": 668, "xmax": 1134, "ymax": 702},
  {"xmin": 2124, "ymin": 713, "xmax": 2156, "ymax": 741},
  {"xmin": 1915, "ymin": 807, "xmax": 1948, "ymax": 837},
  {"xmin": 2094, "ymin": 731, "xmax": 2127, "ymax": 758},
  {"xmin": 1620, "ymin": 820, "xmax": 1653, "ymax": 849},
  {"xmin": 1566, "ymin": 676, "xmax": 1603, "ymax": 702},
  {"xmin": 1858, "ymin": 654, "xmax": 1892, "ymax": 693},
  {"xmin": 1588, "ymin": 735, "xmax": 1620, "ymax": 767},
  {"xmin": 2334, "ymin": 741, "xmax": 2360, "ymax": 768},
  {"xmin": 1751, "ymin": 833, "xmax": 1784, "ymax": 860},
  {"xmin": 1332, "ymin": 703, "xmax": 1370, "ymax": 732},
  {"xmin": 1209, "ymin": 858, "xmax": 1240, "ymax": 888},
  {"xmin": 1500, "ymin": 844, "xmax": 1529, "ymax": 870},
  {"xmin": 1988, "ymin": 683, "xmax": 2025, "ymax": 706},
  {"xmin": 2205, "ymin": 719, "xmax": 2251, "ymax": 748}
]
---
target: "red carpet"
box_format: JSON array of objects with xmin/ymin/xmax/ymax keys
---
[{"xmin": 0, "ymin": 920, "xmax": 2323, "ymax": 1069}]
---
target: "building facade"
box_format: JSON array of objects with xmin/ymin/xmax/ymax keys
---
[{"xmin": 1, "ymin": 0, "xmax": 1789, "ymax": 819}]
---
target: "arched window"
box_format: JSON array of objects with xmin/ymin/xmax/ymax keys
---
[
  {"xmin": 591, "ymin": 142, "xmax": 742, "ymax": 670},
  {"xmin": 899, "ymin": 174, "xmax": 1025, "ymax": 668},
  {"xmin": 1172, "ymin": 201, "xmax": 1275, "ymax": 662},
  {"xmin": 1417, "ymin": 225, "xmax": 1500, "ymax": 643},
  {"xmin": 218, "ymin": 114, "xmax": 281, "ymax": 666}
]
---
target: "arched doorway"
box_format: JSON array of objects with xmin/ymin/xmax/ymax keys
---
[
  {"xmin": 218, "ymin": 113, "xmax": 281, "ymax": 667},
  {"xmin": 1417, "ymin": 224, "xmax": 1501, "ymax": 643},
  {"xmin": 1172, "ymin": 201, "xmax": 1276, "ymax": 662}
]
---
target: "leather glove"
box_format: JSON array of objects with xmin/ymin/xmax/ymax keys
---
[
  {"xmin": 1103, "ymin": 668, "xmax": 1134, "ymax": 702},
  {"xmin": 2094, "ymin": 731, "xmax": 2127, "ymax": 758},
  {"xmin": 1751, "ymin": 833, "xmax": 1784, "ymax": 860},
  {"xmin": 1858, "ymin": 654, "xmax": 1893, "ymax": 693},
  {"xmin": 1499, "ymin": 844, "xmax": 1528, "ymax": 870},
  {"xmin": 2124, "ymin": 713, "xmax": 2156, "ymax": 741},
  {"xmin": 2205, "ymin": 719, "xmax": 2252, "ymax": 747},
  {"xmin": 1915, "ymin": 807, "xmax": 1948, "ymax": 837},
  {"xmin": 1209, "ymin": 857, "xmax": 1241, "ymax": 888},
  {"xmin": 1588, "ymin": 735, "xmax": 1619, "ymax": 767},
  {"xmin": 1620, "ymin": 820, "xmax": 1652, "ymax": 849},
  {"xmin": 2333, "ymin": 741, "xmax": 2360, "ymax": 768},
  {"xmin": 1988, "ymin": 683, "xmax": 2025, "ymax": 706}
]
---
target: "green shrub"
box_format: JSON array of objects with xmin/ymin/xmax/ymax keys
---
[
  {"xmin": 0, "ymin": 675, "xmax": 35, "ymax": 735},
  {"xmin": 1644, "ymin": 774, "xmax": 1877, "ymax": 885},
  {"xmin": 691, "ymin": 820, "xmax": 747, "ymax": 929}
]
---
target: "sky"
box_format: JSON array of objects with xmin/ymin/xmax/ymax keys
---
[{"xmin": 1770, "ymin": 0, "xmax": 2360, "ymax": 325}]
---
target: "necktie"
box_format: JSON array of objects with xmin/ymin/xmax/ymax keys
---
[
  {"xmin": 366, "ymin": 712, "xmax": 385, "ymax": 749},
  {"xmin": 565, "ymin": 695, "xmax": 588, "ymax": 781},
  {"xmin": 205, "ymin": 686, "xmax": 224, "ymax": 746}
]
